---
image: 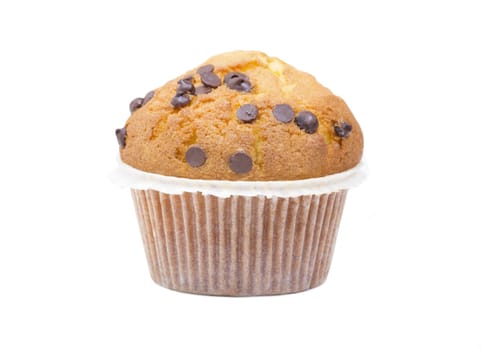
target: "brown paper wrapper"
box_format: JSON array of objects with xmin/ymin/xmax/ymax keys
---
[{"xmin": 131, "ymin": 189, "xmax": 347, "ymax": 296}]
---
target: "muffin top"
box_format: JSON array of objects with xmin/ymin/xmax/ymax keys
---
[{"xmin": 116, "ymin": 51, "xmax": 363, "ymax": 181}]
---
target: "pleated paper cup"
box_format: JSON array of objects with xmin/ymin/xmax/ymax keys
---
[{"xmin": 111, "ymin": 160, "xmax": 366, "ymax": 296}]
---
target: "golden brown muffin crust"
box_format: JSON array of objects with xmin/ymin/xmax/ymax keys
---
[{"xmin": 118, "ymin": 51, "xmax": 363, "ymax": 180}]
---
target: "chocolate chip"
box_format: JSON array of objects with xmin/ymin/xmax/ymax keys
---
[
  {"xmin": 194, "ymin": 85, "xmax": 212, "ymax": 95},
  {"xmin": 186, "ymin": 146, "xmax": 206, "ymax": 167},
  {"xmin": 334, "ymin": 122, "xmax": 353, "ymax": 138},
  {"xmin": 224, "ymin": 72, "xmax": 247, "ymax": 82},
  {"xmin": 177, "ymin": 78, "xmax": 195, "ymax": 95},
  {"xmin": 129, "ymin": 98, "xmax": 144, "ymax": 113},
  {"xmin": 197, "ymin": 64, "xmax": 214, "ymax": 75},
  {"xmin": 224, "ymin": 72, "xmax": 252, "ymax": 92},
  {"xmin": 143, "ymin": 90, "xmax": 155, "ymax": 104},
  {"xmin": 295, "ymin": 111, "xmax": 319, "ymax": 134},
  {"xmin": 236, "ymin": 104, "xmax": 258, "ymax": 123},
  {"xmin": 229, "ymin": 152, "xmax": 253, "ymax": 174},
  {"xmin": 129, "ymin": 90, "xmax": 155, "ymax": 113},
  {"xmin": 171, "ymin": 94, "xmax": 190, "ymax": 108},
  {"xmin": 239, "ymin": 81, "xmax": 252, "ymax": 91},
  {"xmin": 272, "ymin": 104, "xmax": 294, "ymax": 123},
  {"xmin": 200, "ymin": 72, "xmax": 221, "ymax": 88},
  {"xmin": 115, "ymin": 127, "xmax": 127, "ymax": 148}
]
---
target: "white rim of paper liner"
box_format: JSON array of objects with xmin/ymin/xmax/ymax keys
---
[{"xmin": 110, "ymin": 158, "xmax": 367, "ymax": 198}]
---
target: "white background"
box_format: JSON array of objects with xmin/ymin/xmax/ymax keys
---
[{"xmin": 1, "ymin": 1, "xmax": 481, "ymax": 349}]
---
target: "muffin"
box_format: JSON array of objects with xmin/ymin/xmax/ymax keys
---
[{"xmin": 112, "ymin": 51, "xmax": 364, "ymax": 296}]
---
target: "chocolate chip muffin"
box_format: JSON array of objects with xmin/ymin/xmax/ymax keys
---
[
  {"xmin": 113, "ymin": 51, "xmax": 365, "ymax": 296},
  {"xmin": 116, "ymin": 51, "xmax": 363, "ymax": 181}
]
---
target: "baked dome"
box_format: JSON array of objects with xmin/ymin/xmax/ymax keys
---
[{"xmin": 116, "ymin": 51, "xmax": 363, "ymax": 181}]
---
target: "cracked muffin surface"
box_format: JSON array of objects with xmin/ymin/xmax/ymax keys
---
[{"xmin": 116, "ymin": 51, "xmax": 363, "ymax": 180}]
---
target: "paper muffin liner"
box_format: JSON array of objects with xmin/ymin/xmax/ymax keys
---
[
  {"xmin": 131, "ymin": 189, "xmax": 347, "ymax": 296},
  {"xmin": 112, "ymin": 160, "xmax": 365, "ymax": 296}
]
